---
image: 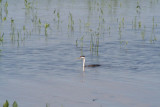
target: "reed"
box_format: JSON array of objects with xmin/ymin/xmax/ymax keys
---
[
  {"xmin": 138, "ymin": 21, "xmax": 141, "ymax": 28},
  {"xmin": 0, "ymin": 32, "xmax": 4, "ymax": 42},
  {"xmin": 141, "ymin": 30, "xmax": 145, "ymax": 40},
  {"xmin": 10, "ymin": 18, "xmax": 16, "ymax": 41},
  {"xmin": 0, "ymin": 7, "xmax": 2, "ymax": 21},
  {"xmin": 44, "ymin": 23, "xmax": 50, "ymax": 36},
  {"xmin": 152, "ymin": 16, "xmax": 154, "ymax": 29},
  {"xmin": 57, "ymin": 12, "xmax": 60, "ymax": 23},
  {"xmin": 4, "ymin": 1, "xmax": 8, "ymax": 16},
  {"xmin": 24, "ymin": 0, "xmax": 31, "ymax": 9},
  {"xmin": 68, "ymin": 12, "xmax": 74, "ymax": 31},
  {"xmin": 134, "ymin": 16, "xmax": 137, "ymax": 29},
  {"xmin": 38, "ymin": 18, "xmax": 41, "ymax": 26},
  {"xmin": 2, "ymin": 17, "xmax": 6, "ymax": 21}
]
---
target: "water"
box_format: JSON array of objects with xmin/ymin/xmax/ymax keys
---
[{"xmin": 0, "ymin": 0, "xmax": 160, "ymax": 107}]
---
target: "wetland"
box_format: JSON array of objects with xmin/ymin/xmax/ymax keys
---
[{"xmin": 0, "ymin": 0, "xmax": 160, "ymax": 107}]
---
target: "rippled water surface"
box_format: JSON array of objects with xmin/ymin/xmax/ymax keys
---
[{"xmin": 0, "ymin": 0, "xmax": 160, "ymax": 107}]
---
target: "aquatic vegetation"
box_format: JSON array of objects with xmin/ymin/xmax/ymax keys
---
[
  {"xmin": 68, "ymin": 12, "xmax": 74, "ymax": 31},
  {"xmin": 2, "ymin": 16, "xmax": 6, "ymax": 21},
  {"xmin": 46, "ymin": 103, "xmax": 50, "ymax": 107},
  {"xmin": 0, "ymin": 1, "xmax": 160, "ymax": 107},
  {"xmin": 45, "ymin": 24, "xmax": 50, "ymax": 30},
  {"xmin": 57, "ymin": 12, "xmax": 60, "ymax": 23},
  {"xmin": 138, "ymin": 21, "xmax": 141, "ymax": 28},
  {"xmin": 38, "ymin": 18, "xmax": 41, "ymax": 26},
  {"xmin": 95, "ymin": 36, "xmax": 99, "ymax": 55},
  {"xmin": 120, "ymin": 2, "xmax": 122, "ymax": 7},
  {"xmin": 10, "ymin": 18, "xmax": 14, "ymax": 28},
  {"xmin": 4, "ymin": 1, "xmax": 8, "ymax": 16},
  {"xmin": 141, "ymin": 30, "xmax": 145, "ymax": 40},
  {"xmin": 79, "ymin": 19, "xmax": 82, "ymax": 31},
  {"xmin": 3, "ymin": 100, "xmax": 18, "ymax": 107},
  {"xmin": 154, "ymin": 35, "xmax": 157, "ymax": 41},
  {"xmin": 0, "ymin": 32, "xmax": 4, "ymax": 43},
  {"xmin": 2, "ymin": 100, "xmax": 55, "ymax": 107},
  {"xmin": 0, "ymin": 7, "xmax": 2, "ymax": 21},
  {"xmin": 76, "ymin": 39, "xmax": 78, "ymax": 47},
  {"xmin": 108, "ymin": 26, "xmax": 111, "ymax": 35},
  {"xmin": 122, "ymin": 17, "xmax": 124, "ymax": 27},
  {"xmin": 24, "ymin": 0, "xmax": 31, "ymax": 9},
  {"xmin": 88, "ymin": 31, "xmax": 100, "ymax": 55},
  {"xmin": 3, "ymin": 100, "xmax": 9, "ymax": 107},
  {"xmin": 120, "ymin": 40, "xmax": 128, "ymax": 48},
  {"xmin": 85, "ymin": 22, "xmax": 90, "ymax": 27},
  {"xmin": 10, "ymin": 18, "xmax": 16, "ymax": 41},
  {"xmin": 10, "ymin": 18, "xmax": 14, "ymax": 25},
  {"xmin": 80, "ymin": 36, "xmax": 84, "ymax": 48},
  {"xmin": 0, "ymin": 0, "xmax": 159, "ymax": 53},
  {"xmin": 38, "ymin": 18, "xmax": 42, "ymax": 34},
  {"xmin": 136, "ymin": 1, "xmax": 141, "ymax": 14},
  {"xmin": 152, "ymin": 16, "xmax": 155, "ymax": 29},
  {"xmin": 23, "ymin": 25, "xmax": 25, "ymax": 31},
  {"xmin": 44, "ymin": 23, "xmax": 50, "ymax": 36},
  {"xmin": 134, "ymin": 16, "xmax": 137, "ymax": 29},
  {"xmin": 53, "ymin": 9, "xmax": 61, "ymax": 29},
  {"xmin": 12, "ymin": 101, "xmax": 18, "ymax": 107}
]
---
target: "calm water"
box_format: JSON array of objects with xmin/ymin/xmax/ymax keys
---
[{"xmin": 0, "ymin": 0, "xmax": 160, "ymax": 107}]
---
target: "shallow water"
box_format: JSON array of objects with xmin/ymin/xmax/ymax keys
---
[{"xmin": 0, "ymin": 0, "xmax": 160, "ymax": 107}]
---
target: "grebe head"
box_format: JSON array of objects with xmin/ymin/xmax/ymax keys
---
[{"xmin": 80, "ymin": 56, "xmax": 85, "ymax": 59}]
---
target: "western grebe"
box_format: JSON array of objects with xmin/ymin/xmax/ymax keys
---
[{"xmin": 79, "ymin": 56, "xmax": 101, "ymax": 67}]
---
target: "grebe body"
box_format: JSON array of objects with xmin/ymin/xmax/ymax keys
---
[
  {"xmin": 86, "ymin": 64, "xmax": 101, "ymax": 67},
  {"xmin": 79, "ymin": 56, "xmax": 101, "ymax": 67}
]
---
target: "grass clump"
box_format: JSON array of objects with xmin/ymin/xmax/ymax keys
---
[
  {"xmin": 3, "ymin": 100, "xmax": 18, "ymax": 107},
  {"xmin": 24, "ymin": 0, "xmax": 31, "ymax": 9},
  {"xmin": 0, "ymin": 32, "xmax": 4, "ymax": 42}
]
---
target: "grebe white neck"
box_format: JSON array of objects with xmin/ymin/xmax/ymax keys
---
[
  {"xmin": 80, "ymin": 56, "xmax": 86, "ymax": 67},
  {"xmin": 82, "ymin": 57, "xmax": 85, "ymax": 67}
]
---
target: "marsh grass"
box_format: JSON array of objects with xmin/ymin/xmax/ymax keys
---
[
  {"xmin": 0, "ymin": 0, "xmax": 159, "ymax": 52},
  {"xmin": 10, "ymin": 18, "xmax": 17, "ymax": 42},
  {"xmin": 134, "ymin": 16, "xmax": 137, "ymax": 29},
  {"xmin": 152, "ymin": 16, "xmax": 155, "ymax": 29},
  {"xmin": 44, "ymin": 23, "xmax": 50, "ymax": 36},
  {"xmin": 38, "ymin": 18, "xmax": 41, "ymax": 34},
  {"xmin": 68, "ymin": 12, "xmax": 74, "ymax": 31},
  {"xmin": 141, "ymin": 30, "xmax": 145, "ymax": 40},
  {"xmin": 138, "ymin": 21, "xmax": 141, "ymax": 28},
  {"xmin": 53, "ymin": 9, "xmax": 61, "ymax": 29},
  {"xmin": 24, "ymin": 0, "xmax": 31, "ymax": 9},
  {"xmin": 4, "ymin": 1, "xmax": 8, "ymax": 16},
  {"xmin": 0, "ymin": 32, "xmax": 4, "ymax": 43},
  {"xmin": 0, "ymin": 7, "xmax": 2, "ymax": 21}
]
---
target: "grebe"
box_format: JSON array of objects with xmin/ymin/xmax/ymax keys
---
[{"xmin": 79, "ymin": 56, "xmax": 101, "ymax": 67}]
